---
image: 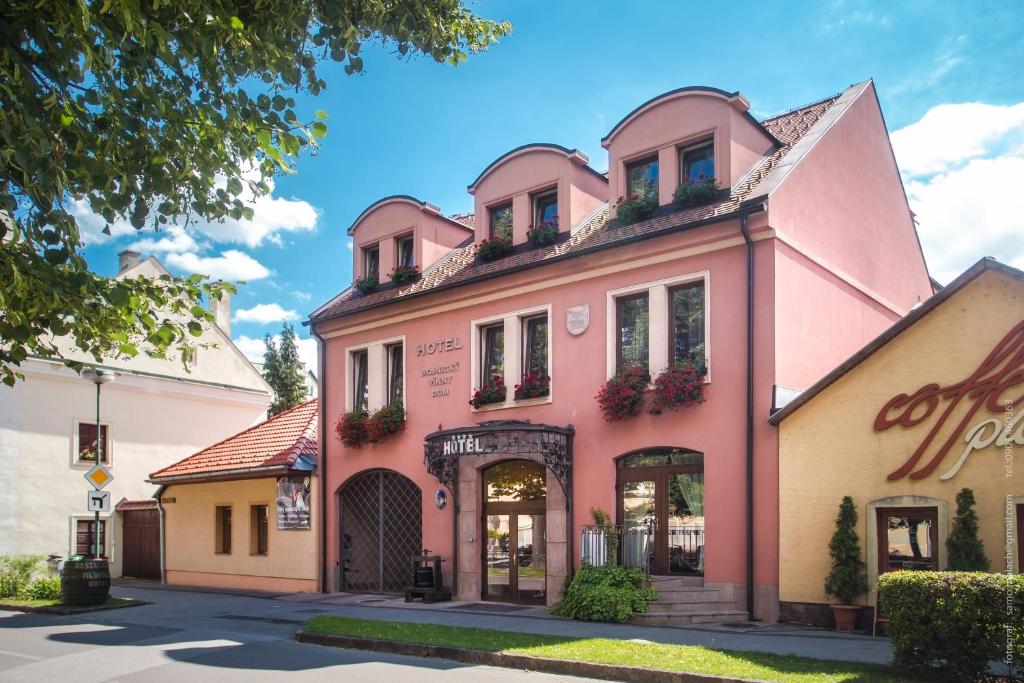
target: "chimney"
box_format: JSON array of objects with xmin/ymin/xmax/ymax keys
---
[
  {"xmin": 210, "ymin": 291, "xmax": 231, "ymax": 336},
  {"xmin": 118, "ymin": 250, "xmax": 141, "ymax": 273}
]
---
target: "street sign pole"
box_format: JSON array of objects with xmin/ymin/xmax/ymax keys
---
[{"xmin": 94, "ymin": 380, "xmax": 101, "ymax": 560}]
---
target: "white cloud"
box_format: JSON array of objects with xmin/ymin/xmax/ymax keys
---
[
  {"xmin": 165, "ymin": 249, "xmax": 271, "ymax": 280},
  {"xmin": 127, "ymin": 225, "xmax": 201, "ymax": 254},
  {"xmin": 234, "ymin": 333, "xmax": 317, "ymax": 373},
  {"xmin": 892, "ymin": 102, "xmax": 1024, "ymax": 283},
  {"xmin": 73, "ymin": 167, "xmax": 318, "ymax": 249},
  {"xmin": 345, "ymin": 240, "xmax": 353, "ymax": 250},
  {"xmin": 233, "ymin": 303, "xmax": 300, "ymax": 324},
  {"xmin": 292, "ymin": 291, "xmax": 312, "ymax": 301},
  {"xmin": 891, "ymin": 102, "xmax": 1024, "ymax": 176}
]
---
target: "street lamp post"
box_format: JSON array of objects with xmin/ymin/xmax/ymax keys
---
[{"xmin": 82, "ymin": 368, "xmax": 115, "ymax": 559}]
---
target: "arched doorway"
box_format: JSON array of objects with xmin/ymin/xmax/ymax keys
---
[
  {"xmin": 616, "ymin": 448, "xmax": 704, "ymax": 576},
  {"xmin": 339, "ymin": 470, "xmax": 422, "ymax": 593},
  {"xmin": 482, "ymin": 460, "xmax": 547, "ymax": 604}
]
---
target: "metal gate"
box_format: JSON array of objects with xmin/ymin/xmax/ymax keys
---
[{"xmin": 340, "ymin": 470, "xmax": 422, "ymax": 593}]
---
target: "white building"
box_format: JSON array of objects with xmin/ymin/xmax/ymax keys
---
[{"xmin": 0, "ymin": 251, "xmax": 272, "ymax": 578}]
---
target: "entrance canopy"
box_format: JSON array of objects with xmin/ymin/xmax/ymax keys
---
[{"xmin": 423, "ymin": 420, "xmax": 573, "ymax": 494}]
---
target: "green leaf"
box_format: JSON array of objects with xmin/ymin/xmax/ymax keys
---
[
  {"xmin": 311, "ymin": 121, "xmax": 328, "ymax": 139},
  {"xmin": 315, "ymin": 109, "xmax": 328, "ymax": 119},
  {"xmin": 229, "ymin": 16, "xmax": 244, "ymax": 30}
]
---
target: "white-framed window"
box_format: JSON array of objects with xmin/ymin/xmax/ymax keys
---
[
  {"xmin": 532, "ymin": 188, "xmax": 558, "ymax": 230},
  {"xmin": 73, "ymin": 419, "xmax": 111, "ymax": 466},
  {"xmin": 396, "ymin": 234, "xmax": 414, "ymax": 269},
  {"xmin": 351, "ymin": 349, "xmax": 369, "ymax": 414},
  {"xmin": 606, "ymin": 271, "xmax": 710, "ymax": 380},
  {"xmin": 363, "ymin": 244, "xmax": 380, "ymax": 279},
  {"xmin": 346, "ymin": 335, "xmax": 406, "ymax": 414},
  {"xmin": 679, "ymin": 139, "xmax": 715, "ymax": 183},
  {"xmin": 387, "ymin": 342, "xmax": 404, "ymax": 406},
  {"xmin": 70, "ymin": 515, "xmax": 110, "ymax": 559},
  {"xmin": 470, "ymin": 304, "xmax": 553, "ymax": 410}
]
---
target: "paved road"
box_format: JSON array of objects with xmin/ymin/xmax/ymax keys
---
[{"xmin": 0, "ymin": 589, "xmax": 591, "ymax": 682}]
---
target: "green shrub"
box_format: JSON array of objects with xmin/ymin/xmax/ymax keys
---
[
  {"xmin": 947, "ymin": 488, "xmax": 990, "ymax": 571},
  {"xmin": 615, "ymin": 195, "xmax": 657, "ymax": 225},
  {"xmin": 0, "ymin": 572, "xmax": 22, "ymax": 598},
  {"xmin": 877, "ymin": 571, "xmax": 1024, "ymax": 681},
  {"xmin": 552, "ymin": 564, "xmax": 656, "ymax": 623},
  {"xmin": 0, "ymin": 554, "xmax": 44, "ymax": 598},
  {"xmin": 22, "ymin": 576, "xmax": 61, "ymax": 601},
  {"xmin": 823, "ymin": 496, "xmax": 867, "ymax": 604}
]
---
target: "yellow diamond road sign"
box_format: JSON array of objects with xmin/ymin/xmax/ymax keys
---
[{"xmin": 85, "ymin": 463, "xmax": 113, "ymax": 490}]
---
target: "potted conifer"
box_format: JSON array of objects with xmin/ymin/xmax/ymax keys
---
[
  {"xmin": 824, "ymin": 496, "xmax": 867, "ymax": 632},
  {"xmin": 947, "ymin": 488, "xmax": 990, "ymax": 571}
]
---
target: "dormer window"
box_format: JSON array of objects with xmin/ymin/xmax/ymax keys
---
[
  {"xmin": 626, "ymin": 156, "xmax": 658, "ymax": 201},
  {"xmin": 396, "ymin": 234, "xmax": 414, "ymax": 268},
  {"xmin": 680, "ymin": 141, "xmax": 714, "ymax": 183},
  {"xmin": 533, "ymin": 190, "xmax": 559, "ymax": 229},
  {"xmin": 363, "ymin": 245, "xmax": 380, "ymax": 279},
  {"xmin": 489, "ymin": 203, "xmax": 513, "ymax": 241}
]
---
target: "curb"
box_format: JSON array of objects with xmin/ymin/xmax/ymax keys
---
[
  {"xmin": 0, "ymin": 599, "xmax": 148, "ymax": 615},
  {"xmin": 296, "ymin": 630, "xmax": 757, "ymax": 683}
]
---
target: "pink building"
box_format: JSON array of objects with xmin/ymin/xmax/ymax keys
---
[{"xmin": 309, "ymin": 80, "xmax": 932, "ymax": 622}]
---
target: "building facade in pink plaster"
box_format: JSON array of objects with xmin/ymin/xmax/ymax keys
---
[{"xmin": 309, "ymin": 80, "xmax": 932, "ymax": 621}]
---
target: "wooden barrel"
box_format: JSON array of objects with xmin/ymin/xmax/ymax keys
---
[{"xmin": 61, "ymin": 559, "xmax": 110, "ymax": 606}]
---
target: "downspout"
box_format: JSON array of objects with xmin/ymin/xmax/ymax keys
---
[
  {"xmin": 451, "ymin": 485, "xmax": 458, "ymax": 598},
  {"xmin": 313, "ymin": 328, "xmax": 329, "ymax": 593},
  {"xmin": 153, "ymin": 485, "xmax": 166, "ymax": 584},
  {"xmin": 739, "ymin": 203, "xmax": 765, "ymax": 620}
]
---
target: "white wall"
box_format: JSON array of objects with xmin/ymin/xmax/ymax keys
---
[{"xmin": 0, "ymin": 358, "xmax": 270, "ymax": 576}]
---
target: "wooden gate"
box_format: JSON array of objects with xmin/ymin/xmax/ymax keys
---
[{"xmin": 121, "ymin": 510, "xmax": 160, "ymax": 579}]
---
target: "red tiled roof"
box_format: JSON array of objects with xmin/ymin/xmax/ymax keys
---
[
  {"xmin": 311, "ymin": 87, "xmax": 845, "ymax": 324},
  {"xmin": 115, "ymin": 499, "xmax": 158, "ymax": 511},
  {"xmin": 449, "ymin": 212, "xmax": 475, "ymax": 229},
  {"xmin": 150, "ymin": 400, "xmax": 317, "ymax": 482}
]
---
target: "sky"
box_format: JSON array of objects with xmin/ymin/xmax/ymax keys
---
[{"xmin": 78, "ymin": 0, "xmax": 1024, "ymax": 370}]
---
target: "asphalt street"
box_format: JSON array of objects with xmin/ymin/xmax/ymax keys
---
[{"xmin": 0, "ymin": 588, "xmax": 592, "ymax": 682}]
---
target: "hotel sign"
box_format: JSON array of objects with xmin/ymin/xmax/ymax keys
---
[{"xmin": 874, "ymin": 320, "xmax": 1024, "ymax": 480}]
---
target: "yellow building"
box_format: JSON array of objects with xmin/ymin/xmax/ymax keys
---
[
  {"xmin": 771, "ymin": 258, "xmax": 1023, "ymax": 626},
  {"xmin": 149, "ymin": 400, "xmax": 320, "ymax": 593}
]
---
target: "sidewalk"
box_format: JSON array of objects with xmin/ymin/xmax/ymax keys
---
[
  {"xmin": 289, "ymin": 596, "xmax": 893, "ymax": 666},
  {"xmin": 109, "ymin": 583, "xmax": 893, "ymax": 665}
]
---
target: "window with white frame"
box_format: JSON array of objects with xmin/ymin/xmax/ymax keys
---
[
  {"xmin": 680, "ymin": 140, "xmax": 715, "ymax": 183},
  {"xmin": 479, "ymin": 323, "xmax": 504, "ymax": 389},
  {"xmin": 471, "ymin": 306, "xmax": 552, "ymax": 407},
  {"xmin": 363, "ymin": 244, "xmax": 380, "ymax": 279},
  {"xmin": 396, "ymin": 234, "xmax": 414, "ymax": 269},
  {"xmin": 352, "ymin": 349, "xmax": 369, "ymax": 414},
  {"xmin": 76, "ymin": 421, "xmax": 110, "ymax": 464},
  {"xmin": 347, "ymin": 337, "xmax": 406, "ymax": 415},
  {"xmin": 387, "ymin": 342, "xmax": 404, "ymax": 406},
  {"xmin": 608, "ymin": 274, "xmax": 709, "ymax": 379},
  {"xmin": 75, "ymin": 519, "xmax": 107, "ymax": 558}
]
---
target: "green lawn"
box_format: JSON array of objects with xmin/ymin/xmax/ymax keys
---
[{"xmin": 304, "ymin": 615, "xmax": 912, "ymax": 683}]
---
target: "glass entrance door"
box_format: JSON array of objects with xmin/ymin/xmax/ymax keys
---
[
  {"xmin": 617, "ymin": 449, "xmax": 704, "ymax": 576},
  {"xmin": 483, "ymin": 461, "xmax": 547, "ymax": 603}
]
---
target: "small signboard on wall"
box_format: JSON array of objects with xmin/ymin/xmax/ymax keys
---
[{"xmin": 276, "ymin": 476, "xmax": 311, "ymax": 530}]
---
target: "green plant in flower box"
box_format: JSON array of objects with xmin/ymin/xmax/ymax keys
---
[
  {"xmin": 477, "ymin": 236, "xmax": 512, "ymax": 262},
  {"xmin": 673, "ymin": 175, "xmax": 717, "ymax": 207},
  {"xmin": 388, "ymin": 265, "xmax": 420, "ymax": 285},
  {"xmin": 526, "ymin": 221, "xmax": 558, "ymax": 246},
  {"xmin": 596, "ymin": 365, "xmax": 649, "ymax": 421},
  {"xmin": 470, "ymin": 375, "xmax": 506, "ymax": 408},
  {"xmin": 354, "ymin": 274, "xmax": 379, "ymax": 294}
]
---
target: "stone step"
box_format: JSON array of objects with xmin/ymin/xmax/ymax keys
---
[
  {"xmin": 647, "ymin": 575, "xmax": 705, "ymax": 588},
  {"xmin": 648, "ymin": 601, "xmax": 742, "ymax": 615},
  {"xmin": 630, "ymin": 609, "xmax": 749, "ymax": 627},
  {"xmin": 651, "ymin": 589, "xmax": 724, "ymax": 603}
]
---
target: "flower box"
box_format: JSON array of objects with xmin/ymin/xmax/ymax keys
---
[
  {"xmin": 470, "ymin": 375, "xmax": 507, "ymax": 408},
  {"xmin": 648, "ymin": 363, "xmax": 705, "ymax": 414},
  {"xmin": 388, "ymin": 264, "xmax": 420, "ymax": 285},
  {"xmin": 514, "ymin": 372, "xmax": 550, "ymax": 400},
  {"xmin": 527, "ymin": 221, "xmax": 559, "ymax": 246},
  {"xmin": 477, "ymin": 236, "xmax": 513, "ymax": 262},
  {"xmin": 673, "ymin": 176, "xmax": 717, "ymax": 208},
  {"xmin": 336, "ymin": 403, "xmax": 405, "ymax": 447},
  {"xmin": 354, "ymin": 275, "xmax": 378, "ymax": 294},
  {"xmin": 596, "ymin": 365, "xmax": 649, "ymax": 422},
  {"xmin": 615, "ymin": 194, "xmax": 657, "ymax": 225}
]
